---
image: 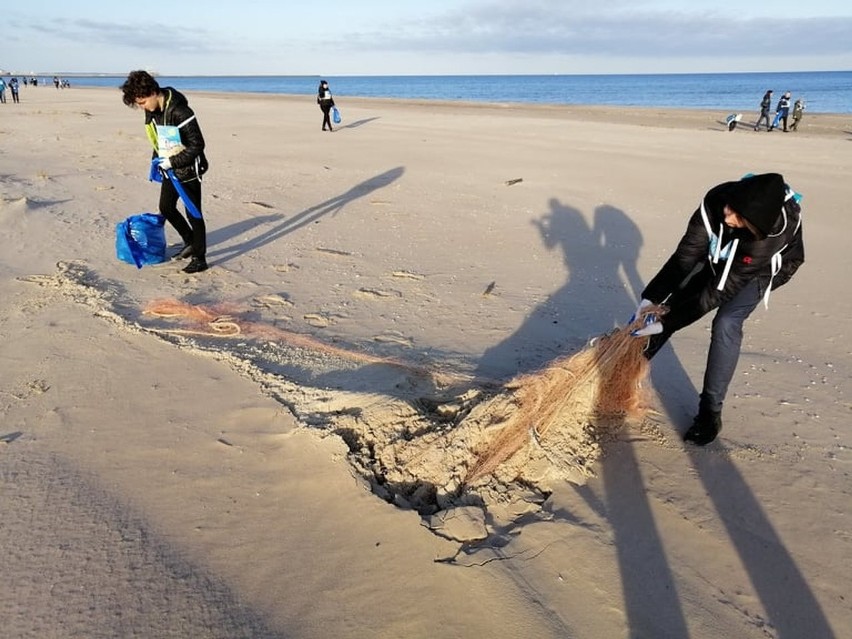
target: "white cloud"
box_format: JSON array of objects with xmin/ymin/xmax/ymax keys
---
[{"xmin": 340, "ymin": 4, "xmax": 852, "ymax": 60}]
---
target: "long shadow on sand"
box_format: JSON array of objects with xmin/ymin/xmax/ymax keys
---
[
  {"xmin": 337, "ymin": 117, "xmax": 381, "ymax": 130},
  {"xmin": 475, "ymin": 198, "xmax": 833, "ymax": 637},
  {"xmin": 206, "ymin": 166, "xmax": 404, "ymax": 265},
  {"xmin": 651, "ymin": 341, "xmax": 836, "ymax": 637}
]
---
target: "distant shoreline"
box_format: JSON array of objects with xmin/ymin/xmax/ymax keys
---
[
  {"xmin": 73, "ymin": 85, "xmax": 852, "ymax": 126},
  {"xmin": 8, "ymin": 70, "xmax": 852, "ymax": 77}
]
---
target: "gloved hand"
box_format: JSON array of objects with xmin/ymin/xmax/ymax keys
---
[
  {"xmin": 148, "ymin": 156, "xmax": 173, "ymax": 182},
  {"xmin": 630, "ymin": 299, "xmax": 663, "ymax": 337},
  {"xmin": 632, "ymin": 320, "xmax": 663, "ymax": 337},
  {"xmin": 629, "ymin": 298, "xmax": 654, "ymax": 324}
]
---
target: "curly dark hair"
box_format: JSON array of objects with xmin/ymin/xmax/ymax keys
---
[{"xmin": 120, "ymin": 70, "xmax": 161, "ymax": 107}]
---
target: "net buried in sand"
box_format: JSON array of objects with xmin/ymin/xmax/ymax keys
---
[{"xmin": 144, "ymin": 298, "xmax": 658, "ymax": 511}]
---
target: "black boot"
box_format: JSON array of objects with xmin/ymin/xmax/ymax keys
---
[
  {"xmin": 182, "ymin": 257, "xmax": 208, "ymax": 273},
  {"xmin": 683, "ymin": 408, "xmax": 722, "ymax": 446}
]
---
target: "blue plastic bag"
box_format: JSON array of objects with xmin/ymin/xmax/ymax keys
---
[
  {"xmin": 116, "ymin": 213, "xmax": 167, "ymax": 268},
  {"xmin": 332, "ymin": 106, "xmax": 341, "ymax": 124}
]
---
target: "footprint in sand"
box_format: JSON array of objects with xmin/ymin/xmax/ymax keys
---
[
  {"xmin": 373, "ymin": 332, "xmax": 414, "ymax": 347},
  {"xmin": 354, "ymin": 288, "xmax": 402, "ymax": 300},
  {"xmin": 253, "ymin": 294, "xmax": 294, "ymax": 309},
  {"xmin": 273, "ymin": 263, "xmax": 299, "ymax": 273},
  {"xmin": 303, "ymin": 313, "xmax": 330, "ymax": 328},
  {"xmin": 4, "ymin": 379, "xmax": 51, "ymax": 400},
  {"xmin": 391, "ymin": 271, "xmax": 425, "ymax": 281}
]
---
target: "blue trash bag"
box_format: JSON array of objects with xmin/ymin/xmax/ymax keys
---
[
  {"xmin": 116, "ymin": 213, "xmax": 167, "ymax": 268},
  {"xmin": 332, "ymin": 106, "xmax": 341, "ymax": 124}
]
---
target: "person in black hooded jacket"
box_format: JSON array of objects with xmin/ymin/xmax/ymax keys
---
[
  {"xmin": 121, "ymin": 70, "xmax": 210, "ymax": 273},
  {"xmin": 317, "ymin": 80, "xmax": 335, "ymax": 132},
  {"xmin": 631, "ymin": 173, "xmax": 804, "ymax": 445},
  {"xmin": 754, "ymin": 89, "xmax": 773, "ymax": 131}
]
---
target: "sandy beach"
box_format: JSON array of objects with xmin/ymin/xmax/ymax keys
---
[{"xmin": 1, "ymin": 85, "xmax": 851, "ymax": 638}]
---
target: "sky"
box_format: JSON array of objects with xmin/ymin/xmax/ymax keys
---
[{"xmin": 4, "ymin": 0, "xmax": 852, "ymax": 76}]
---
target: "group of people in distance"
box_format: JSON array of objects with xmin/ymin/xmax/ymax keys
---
[
  {"xmin": 754, "ymin": 89, "xmax": 806, "ymax": 132},
  {"xmin": 0, "ymin": 77, "xmax": 20, "ymax": 103}
]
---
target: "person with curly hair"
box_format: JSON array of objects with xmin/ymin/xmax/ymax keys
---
[{"xmin": 120, "ymin": 70, "xmax": 210, "ymax": 273}]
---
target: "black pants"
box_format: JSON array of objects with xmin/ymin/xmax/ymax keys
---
[
  {"xmin": 320, "ymin": 103, "xmax": 333, "ymax": 130},
  {"xmin": 159, "ymin": 177, "xmax": 206, "ymax": 258},
  {"xmin": 645, "ymin": 278, "xmax": 762, "ymax": 415}
]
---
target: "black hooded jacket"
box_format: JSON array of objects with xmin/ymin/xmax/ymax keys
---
[
  {"xmin": 144, "ymin": 87, "xmax": 208, "ymax": 183},
  {"xmin": 642, "ymin": 173, "xmax": 803, "ymax": 332}
]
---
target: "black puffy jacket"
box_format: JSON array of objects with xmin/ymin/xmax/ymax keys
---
[
  {"xmin": 642, "ymin": 179, "xmax": 803, "ymax": 332},
  {"xmin": 144, "ymin": 87, "xmax": 208, "ymax": 183}
]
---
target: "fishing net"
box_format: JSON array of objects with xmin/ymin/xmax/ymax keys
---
[
  {"xmin": 143, "ymin": 297, "xmax": 661, "ymax": 496},
  {"xmin": 462, "ymin": 306, "xmax": 661, "ymax": 485},
  {"xmin": 142, "ymin": 298, "xmax": 457, "ymax": 382}
]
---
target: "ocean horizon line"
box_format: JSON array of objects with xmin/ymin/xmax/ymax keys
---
[{"xmin": 13, "ymin": 69, "xmax": 852, "ymax": 78}]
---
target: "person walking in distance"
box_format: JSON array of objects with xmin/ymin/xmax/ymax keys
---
[
  {"xmin": 790, "ymin": 98, "xmax": 806, "ymax": 131},
  {"xmin": 317, "ymin": 79, "xmax": 335, "ymax": 132},
  {"xmin": 754, "ymin": 90, "xmax": 772, "ymax": 131},
  {"xmin": 769, "ymin": 92, "xmax": 791, "ymax": 132},
  {"xmin": 9, "ymin": 77, "xmax": 20, "ymax": 104}
]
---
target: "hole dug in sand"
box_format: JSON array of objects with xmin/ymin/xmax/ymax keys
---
[{"xmin": 326, "ymin": 323, "xmax": 654, "ymax": 520}]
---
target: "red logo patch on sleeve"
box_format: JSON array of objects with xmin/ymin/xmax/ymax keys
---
[{"xmin": 742, "ymin": 255, "xmax": 753, "ymax": 264}]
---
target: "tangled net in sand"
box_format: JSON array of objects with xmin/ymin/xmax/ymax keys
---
[
  {"xmin": 142, "ymin": 298, "xmax": 452, "ymax": 381},
  {"xmin": 462, "ymin": 311, "xmax": 658, "ymax": 485},
  {"xmin": 364, "ymin": 307, "xmax": 665, "ymax": 512},
  {"xmin": 143, "ymin": 297, "xmax": 662, "ymax": 505}
]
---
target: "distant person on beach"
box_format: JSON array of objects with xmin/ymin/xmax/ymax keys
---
[
  {"xmin": 790, "ymin": 98, "xmax": 806, "ymax": 131},
  {"xmin": 9, "ymin": 78, "xmax": 19, "ymax": 104},
  {"xmin": 317, "ymin": 79, "xmax": 335, "ymax": 132},
  {"xmin": 769, "ymin": 92, "xmax": 791, "ymax": 131},
  {"xmin": 631, "ymin": 173, "xmax": 804, "ymax": 445},
  {"xmin": 754, "ymin": 90, "xmax": 773, "ymax": 131},
  {"xmin": 0, "ymin": 77, "xmax": 6, "ymax": 104},
  {"xmin": 121, "ymin": 70, "xmax": 210, "ymax": 274}
]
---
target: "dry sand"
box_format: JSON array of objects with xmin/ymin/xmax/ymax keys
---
[{"xmin": 1, "ymin": 85, "xmax": 851, "ymax": 638}]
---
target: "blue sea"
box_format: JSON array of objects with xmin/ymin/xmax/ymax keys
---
[{"xmin": 66, "ymin": 71, "xmax": 852, "ymax": 114}]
